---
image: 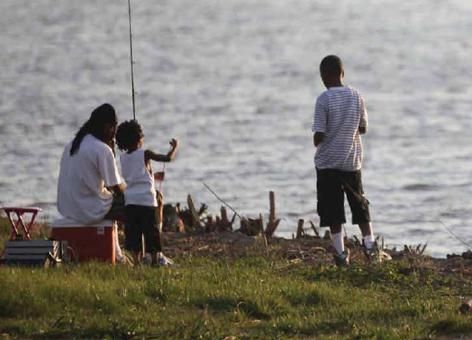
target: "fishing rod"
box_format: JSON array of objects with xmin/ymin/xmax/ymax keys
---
[
  {"xmin": 127, "ymin": 0, "xmax": 136, "ymax": 120},
  {"xmin": 127, "ymin": 1, "xmax": 169, "ymax": 188}
]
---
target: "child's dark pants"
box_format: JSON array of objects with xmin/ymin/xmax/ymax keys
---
[{"xmin": 124, "ymin": 205, "xmax": 163, "ymax": 253}]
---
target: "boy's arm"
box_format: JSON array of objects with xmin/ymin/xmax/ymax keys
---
[
  {"xmin": 145, "ymin": 150, "xmax": 171, "ymax": 162},
  {"xmin": 144, "ymin": 138, "xmax": 179, "ymax": 163},
  {"xmin": 359, "ymin": 95, "xmax": 368, "ymax": 135},
  {"xmin": 313, "ymin": 94, "xmax": 328, "ymax": 147},
  {"xmin": 313, "ymin": 132, "xmax": 324, "ymax": 147}
]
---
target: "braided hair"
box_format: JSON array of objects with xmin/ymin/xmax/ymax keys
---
[{"xmin": 70, "ymin": 103, "xmax": 117, "ymax": 156}]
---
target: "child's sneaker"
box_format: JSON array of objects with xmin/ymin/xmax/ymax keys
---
[
  {"xmin": 333, "ymin": 249, "xmax": 350, "ymax": 267},
  {"xmin": 157, "ymin": 253, "xmax": 174, "ymax": 266}
]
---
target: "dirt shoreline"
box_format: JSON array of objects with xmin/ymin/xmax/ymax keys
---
[
  {"xmin": 3, "ymin": 201, "xmax": 472, "ymax": 275},
  {"xmin": 158, "ymin": 230, "xmax": 472, "ymax": 278}
]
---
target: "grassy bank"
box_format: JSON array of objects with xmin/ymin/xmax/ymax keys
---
[
  {"xmin": 1, "ymin": 258, "xmax": 472, "ymax": 339},
  {"xmin": 1, "ymin": 217, "xmax": 472, "ymax": 338}
]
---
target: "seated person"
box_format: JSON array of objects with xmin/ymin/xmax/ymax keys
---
[{"xmin": 57, "ymin": 103, "xmax": 126, "ymax": 261}]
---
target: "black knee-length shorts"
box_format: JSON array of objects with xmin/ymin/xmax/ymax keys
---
[
  {"xmin": 316, "ymin": 168, "xmax": 371, "ymax": 227},
  {"xmin": 124, "ymin": 205, "xmax": 162, "ymax": 253}
]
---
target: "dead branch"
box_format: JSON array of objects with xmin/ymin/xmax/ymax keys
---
[
  {"xmin": 265, "ymin": 191, "xmax": 281, "ymax": 237},
  {"xmin": 296, "ymin": 219, "xmax": 305, "ymax": 239}
]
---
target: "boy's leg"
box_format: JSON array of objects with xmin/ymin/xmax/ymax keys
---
[
  {"xmin": 141, "ymin": 206, "xmax": 165, "ymax": 265},
  {"xmin": 359, "ymin": 222, "xmax": 375, "ymax": 249},
  {"xmin": 124, "ymin": 205, "xmax": 144, "ymax": 264},
  {"xmin": 151, "ymin": 190, "xmax": 174, "ymax": 265},
  {"xmin": 151, "ymin": 205, "xmax": 164, "ymax": 265},
  {"xmin": 343, "ymin": 171, "xmax": 376, "ymax": 249},
  {"xmin": 330, "ymin": 223, "xmax": 350, "ymax": 266},
  {"xmin": 343, "ymin": 171, "xmax": 391, "ymax": 261},
  {"xmin": 316, "ymin": 169, "xmax": 348, "ymax": 264},
  {"xmin": 316, "ymin": 169, "xmax": 346, "ymax": 228},
  {"xmin": 330, "ymin": 224, "xmax": 344, "ymax": 254}
]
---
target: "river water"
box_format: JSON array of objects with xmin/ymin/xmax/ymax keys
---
[{"xmin": 1, "ymin": 0, "xmax": 471, "ymax": 257}]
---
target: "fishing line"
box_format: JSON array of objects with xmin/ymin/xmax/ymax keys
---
[
  {"xmin": 366, "ymin": 217, "xmax": 472, "ymax": 252},
  {"xmin": 202, "ymin": 182, "xmax": 242, "ymax": 219},
  {"xmin": 437, "ymin": 219, "xmax": 472, "ymax": 250}
]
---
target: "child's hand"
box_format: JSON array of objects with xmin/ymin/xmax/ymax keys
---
[
  {"xmin": 165, "ymin": 138, "xmax": 179, "ymax": 161},
  {"xmin": 169, "ymin": 138, "xmax": 179, "ymax": 150}
]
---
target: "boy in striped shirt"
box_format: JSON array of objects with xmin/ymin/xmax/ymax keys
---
[{"xmin": 312, "ymin": 55, "xmax": 383, "ymax": 266}]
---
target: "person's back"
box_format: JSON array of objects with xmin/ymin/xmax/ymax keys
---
[
  {"xmin": 57, "ymin": 103, "xmax": 124, "ymax": 224},
  {"xmin": 314, "ymin": 85, "xmax": 367, "ymax": 171},
  {"xmin": 120, "ymin": 147, "xmax": 157, "ymax": 208},
  {"xmin": 311, "ymin": 55, "xmax": 389, "ymax": 267},
  {"xmin": 57, "ymin": 134, "xmax": 121, "ymax": 224}
]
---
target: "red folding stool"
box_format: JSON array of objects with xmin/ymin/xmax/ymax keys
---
[{"xmin": 3, "ymin": 207, "xmax": 42, "ymax": 240}]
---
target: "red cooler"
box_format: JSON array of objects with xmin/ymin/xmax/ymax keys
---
[{"xmin": 50, "ymin": 219, "xmax": 116, "ymax": 264}]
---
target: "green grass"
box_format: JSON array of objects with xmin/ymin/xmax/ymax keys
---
[
  {"xmin": 1, "ymin": 216, "xmax": 472, "ymax": 339},
  {"xmin": 1, "ymin": 257, "xmax": 472, "ymax": 339}
]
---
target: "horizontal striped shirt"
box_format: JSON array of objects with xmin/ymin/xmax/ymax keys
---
[{"xmin": 312, "ymin": 86, "xmax": 368, "ymax": 171}]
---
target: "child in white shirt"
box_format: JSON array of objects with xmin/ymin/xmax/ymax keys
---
[{"xmin": 116, "ymin": 120, "xmax": 178, "ymax": 265}]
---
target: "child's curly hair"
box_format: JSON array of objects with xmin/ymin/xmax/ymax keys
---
[{"xmin": 116, "ymin": 120, "xmax": 144, "ymax": 152}]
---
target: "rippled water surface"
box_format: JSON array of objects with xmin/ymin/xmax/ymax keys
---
[{"xmin": 1, "ymin": 0, "xmax": 471, "ymax": 257}]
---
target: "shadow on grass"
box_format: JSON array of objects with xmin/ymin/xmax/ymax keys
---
[
  {"xmin": 196, "ymin": 296, "xmax": 271, "ymax": 320},
  {"xmin": 304, "ymin": 262, "xmax": 440, "ymax": 291},
  {"xmin": 284, "ymin": 289, "xmax": 324, "ymax": 307},
  {"xmin": 21, "ymin": 316, "xmax": 144, "ymax": 340},
  {"xmin": 431, "ymin": 319, "xmax": 472, "ymax": 337},
  {"xmin": 275, "ymin": 319, "xmax": 352, "ymax": 338}
]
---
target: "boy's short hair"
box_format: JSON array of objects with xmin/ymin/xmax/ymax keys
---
[
  {"xmin": 320, "ymin": 55, "xmax": 343, "ymax": 77},
  {"xmin": 116, "ymin": 120, "xmax": 143, "ymax": 152}
]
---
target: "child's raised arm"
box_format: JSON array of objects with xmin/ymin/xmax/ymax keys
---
[{"xmin": 144, "ymin": 138, "xmax": 179, "ymax": 163}]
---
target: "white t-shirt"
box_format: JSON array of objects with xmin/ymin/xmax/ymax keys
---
[
  {"xmin": 312, "ymin": 86, "xmax": 368, "ymax": 171},
  {"xmin": 120, "ymin": 148, "xmax": 158, "ymax": 207},
  {"xmin": 57, "ymin": 134, "xmax": 123, "ymax": 224}
]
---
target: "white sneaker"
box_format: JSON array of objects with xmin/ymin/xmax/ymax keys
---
[{"xmin": 333, "ymin": 249, "xmax": 350, "ymax": 267}]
